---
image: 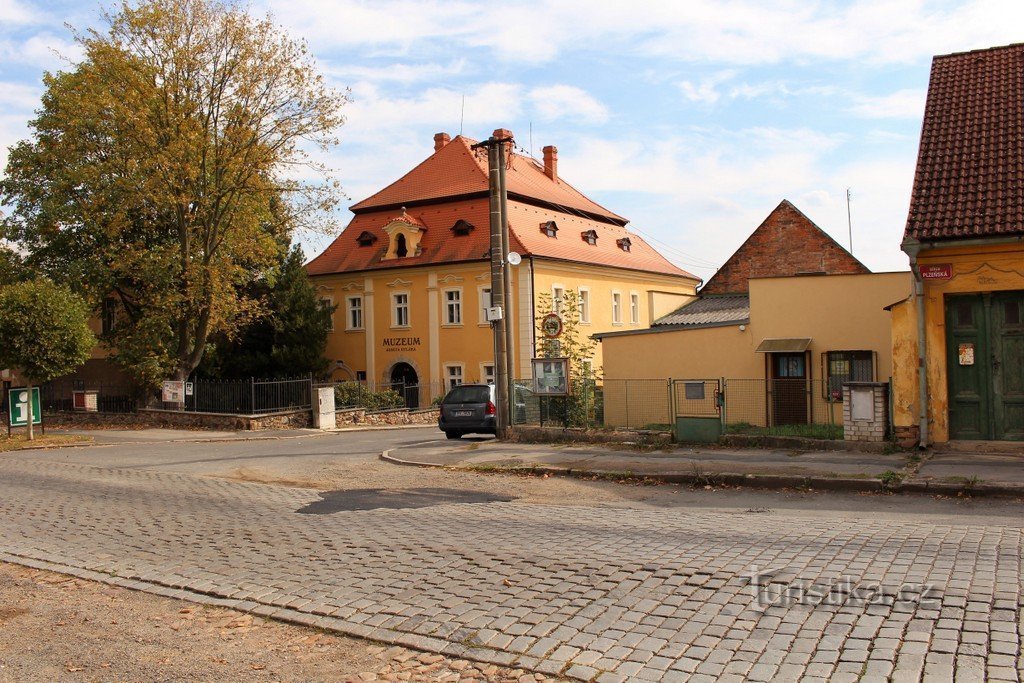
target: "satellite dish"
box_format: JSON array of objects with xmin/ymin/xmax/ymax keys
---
[{"xmin": 507, "ymin": 251, "xmax": 522, "ymax": 266}]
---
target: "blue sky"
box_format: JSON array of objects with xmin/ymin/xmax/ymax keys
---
[{"xmin": 2, "ymin": 1, "xmax": 1023, "ymax": 282}]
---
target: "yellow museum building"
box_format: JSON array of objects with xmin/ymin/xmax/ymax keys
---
[{"xmin": 306, "ymin": 129, "xmax": 698, "ymax": 405}]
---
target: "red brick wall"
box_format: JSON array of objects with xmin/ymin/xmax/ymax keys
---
[{"xmin": 701, "ymin": 201, "xmax": 869, "ymax": 295}]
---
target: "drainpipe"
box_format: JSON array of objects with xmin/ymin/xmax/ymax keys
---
[{"xmin": 903, "ymin": 239, "xmax": 928, "ymax": 448}]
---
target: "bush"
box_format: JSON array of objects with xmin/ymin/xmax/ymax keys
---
[{"xmin": 334, "ymin": 383, "xmax": 404, "ymax": 411}]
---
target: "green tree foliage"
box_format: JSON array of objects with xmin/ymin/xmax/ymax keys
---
[
  {"xmin": 535, "ymin": 290, "xmax": 600, "ymax": 427},
  {"xmin": 0, "ymin": 246, "xmax": 29, "ymax": 287},
  {"xmin": 0, "ymin": 0, "xmax": 347, "ymax": 384},
  {"xmin": 198, "ymin": 246, "xmax": 333, "ymax": 378}
]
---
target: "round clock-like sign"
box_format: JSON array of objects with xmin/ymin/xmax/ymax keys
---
[{"xmin": 541, "ymin": 313, "xmax": 563, "ymax": 338}]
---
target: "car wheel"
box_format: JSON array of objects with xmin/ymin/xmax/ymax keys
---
[{"xmin": 445, "ymin": 430, "xmax": 462, "ymax": 440}]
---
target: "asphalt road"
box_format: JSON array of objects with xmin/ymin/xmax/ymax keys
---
[{"xmin": 1, "ymin": 429, "xmax": 1021, "ymax": 682}]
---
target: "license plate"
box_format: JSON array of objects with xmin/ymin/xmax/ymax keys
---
[{"xmin": 454, "ymin": 410, "xmax": 473, "ymax": 417}]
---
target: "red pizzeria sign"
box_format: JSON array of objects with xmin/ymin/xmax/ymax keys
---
[{"xmin": 919, "ymin": 263, "xmax": 952, "ymax": 280}]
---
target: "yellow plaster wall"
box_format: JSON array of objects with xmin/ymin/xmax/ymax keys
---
[
  {"xmin": 531, "ymin": 259, "xmax": 699, "ymax": 373},
  {"xmin": 889, "ymin": 298, "xmax": 920, "ymax": 432},
  {"xmin": 912, "ymin": 242, "xmax": 1024, "ymax": 443},
  {"xmin": 599, "ymin": 272, "xmax": 912, "ymax": 428},
  {"xmin": 748, "ymin": 271, "xmax": 912, "ymax": 381}
]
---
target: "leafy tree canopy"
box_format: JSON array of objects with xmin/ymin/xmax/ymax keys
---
[
  {"xmin": 198, "ymin": 245, "xmax": 333, "ymax": 379},
  {"xmin": 0, "ymin": 278, "xmax": 95, "ymax": 384},
  {"xmin": 0, "ymin": 0, "xmax": 347, "ymax": 384}
]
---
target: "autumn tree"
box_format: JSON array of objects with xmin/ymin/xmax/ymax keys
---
[
  {"xmin": 0, "ymin": 279, "xmax": 95, "ymax": 439},
  {"xmin": 535, "ymin": 290, "xmax": 600, "ymax": 427},
  {"xmin": 0, "ymin": 0, "xmax": 347, "ymax": 385},
  {"xmin": 197, "ymin": 245, "xmax": 333, "ymax": 379}
]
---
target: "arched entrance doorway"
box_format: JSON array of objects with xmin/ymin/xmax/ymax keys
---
[{"xmin": 390, "ymin": 362, "xmax": 419, "ymax": 409}]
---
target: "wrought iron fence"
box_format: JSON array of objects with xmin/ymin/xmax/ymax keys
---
[
  {"xmin": 40, "ymin": 379, "xmax": 136, "ymax": 414},
  {"xmin": 182, "ymin": 377, "xmax": 313, "ymax": 414}
]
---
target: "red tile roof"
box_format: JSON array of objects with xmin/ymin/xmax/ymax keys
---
[
  {"xmin": 307, "ymin": 134, "xmax": 694, "ymax": 279},
  {"xmin": 700, "ymin": 200, "xmax": 868, "ymax": 295},
  {"xmin": 350, "ymin": 135, "xmax": 627, "ymax": 224},
  {"xmin": 904, "ymin": 43, "xmax": 1024, "ymax": 243}
]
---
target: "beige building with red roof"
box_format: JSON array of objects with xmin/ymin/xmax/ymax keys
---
[
  {"xmin": 892, "ymin": 43, "xmax": 1024, "ymax": 445},
  {"xmin": 307, "ymin": 129, "xmax": 699, "ymax": 403}
]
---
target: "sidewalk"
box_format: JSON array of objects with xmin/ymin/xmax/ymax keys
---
[
  {"xmin": 383, "ymin": 439, "xmax": 1024, "ymax": 498},
  {"xmin": 49, "ymin": 423, "xmax": 436, "ymax": 446}
]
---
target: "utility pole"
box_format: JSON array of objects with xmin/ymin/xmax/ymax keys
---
[
  {"xmin": 474, "ymin": 135, "xmax": 511, "ymax": 437},
  {"xmin": 497, "ymin": 135, "xmax": 516, "ymax": 422}
]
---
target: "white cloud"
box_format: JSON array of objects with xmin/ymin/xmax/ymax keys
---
[
  {"xmin": 324, "ymin": 60, "xmax": 468, "ymax": 86},
  {"xmin": 266, "ymin": 0, "xmax": 1024, "ymax": 67},
  {"xmin": 528, "ymin": 85, "xmax": 609, "ymax": 125},
  {"xmin": 0, "ymin": 0, "xmax": 41, "ymax": 25},
  {"xmin": 678, "ymin": 70, "xmax": 739, "ymax": 104},
  {"xmin": 0, "ymin": 32, "xmax": 81, "ymax": 70},
  {"xmin": 850, "ymin": 88, "xmax": 928, "ymax": 119},
  {"xmin": 343, "ymin": 81, "xmax": 524, "ymax": 138}
]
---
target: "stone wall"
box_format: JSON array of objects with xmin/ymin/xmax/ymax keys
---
[
  {"xmin": 45, "ymin": 408, "xmax": 311, "ymax": 431},
  {"xmin": 842, "ymin": 382, "xmax": 889, "ymax": 443},
  {"xmin": 894, "ymin": 424, "xmax": 920, "ymax": 449},
  {"xmin": 335, "ymin": 407, "xmax": 439, "ymax": 428}
]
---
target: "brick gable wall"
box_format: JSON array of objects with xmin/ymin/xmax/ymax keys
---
[{"xmin": 700, "ymin": 200, "xmax": 869, "ymax": 295}]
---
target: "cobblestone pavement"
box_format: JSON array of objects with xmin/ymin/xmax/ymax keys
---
[{"xmin": 0, "ymin": 455, "xmax": 1020, "ymax": 682}]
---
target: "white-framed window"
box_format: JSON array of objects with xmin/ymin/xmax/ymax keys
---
[
  {"xmin": 392, "ymin": 292, "xmax": 410, "ymax": 328},
  {"xmin": 478, "ymin": 286, "xmax": 492, "ymax": 325},
  {"xmin": 319, "ymin": 296, "xmax": 335, "ymax": 332},
  {"xmin": 611, "ymin": 291, "xmax": 622, "ymax": 324},
  {"xmin": 444, "ymin": 363, "xmax": 464, "ymax": 390},
  {"xmin": 346, "ymin": 296, "xmax": 363, "ymax": 330},
  {"xmin": 443, "ymin": 288, "xmax": 462, "ymax": 325},
  {"xmin": 578, "ymin": 287, "xmax": 591, "ymax": 324},
  {"xmin": 630, "ymin": 292, "xmax": 640, "ymax": 324},
  {"xmin": 481, "ymin": 363, "xmax": 495, "ymax": 385},
  {"xmin": 552, "ymin": 285, "xmax": 565, "ymax": 315}
]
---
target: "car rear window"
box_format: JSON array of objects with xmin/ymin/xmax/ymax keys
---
[{"xmin": 444, "ymin": 386, "xmax": 490, "ymax": 404}]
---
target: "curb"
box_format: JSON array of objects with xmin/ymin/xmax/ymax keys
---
[
  {"xmin": 36, "ymin": 424, "xmax": 436, "ymax": 449},
  {"xmin": 0, "ymin": 550, "xmax": 572, "ymax": 681},
  {"xmin": 2, "ymin": 440, "xmax": 96, "ymax": 452},
  {"xmin": 380, "ymin": 450, "xmax": 1024, "ymax": 499}
]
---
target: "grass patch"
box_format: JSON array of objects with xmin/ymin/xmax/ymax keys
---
[
  {"xmin": 0, "ymin": 434, "xmax": 92, "ymax": 452},
  {"xmin": 725, "ymin": 422, "xmax": 843, "ymax": 440}
]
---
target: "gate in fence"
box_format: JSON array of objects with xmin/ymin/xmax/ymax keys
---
[{"xmin": 671, "ymin": 379, "xmax": 722, "ymax": 443}]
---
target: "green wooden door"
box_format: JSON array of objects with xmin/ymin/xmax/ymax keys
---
[
  {"xmin": 992, "ymin": 291, "xmax": 1024, "ymax": 440},
  {"xmin": 946, "ymin": 295, "xmax": 990, "ymax": 439},
  {"xmin": 946, "ymin": 291, "xmax": 1024, "ymax": 440}
]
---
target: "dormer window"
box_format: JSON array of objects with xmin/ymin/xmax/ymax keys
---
[
  {"xmin": 617, "ymin": 237, "xmax": 632, "ymax": 252},
  {"xmin": 451, "ymin": 219, "xmax": 475, "ymax": 236},
  {"xmin": 356, "ymin": 231, "xmax": 377, "ymax": 247},
  {"xmin": 540, "ymin": 221, "xmax": 558, "ymax": 238},
  {"xmin": 381, "ymin": 211, "xmax": 426, "ymax": 260},
  {"xmin": 581, "ymin": 229, "xmax": 598, "ymax": 246}
]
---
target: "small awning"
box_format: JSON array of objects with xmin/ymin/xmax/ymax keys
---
[{"xmin": 755, "ymin": 338, "xmax": 812, "ymax": 353}]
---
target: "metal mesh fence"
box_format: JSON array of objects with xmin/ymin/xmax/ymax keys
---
[
  {"xmin": 673, "ymin": 380, "xmax": 720, "ymax": 417},
  {"xmin": 722, "ymin": 378, "xmax": 843, "ymax": 438}
]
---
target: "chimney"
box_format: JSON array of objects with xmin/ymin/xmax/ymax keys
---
[
  {"xmin": 433, "ymin": 132, "xmax": 450, "ymax": 152},
  {"xmin": 491, "ymin": 128, "xmax": 514, "ymax": 158},
  {"xmin": 543, "ymin": 145, "xmax": 558, "ymax": 181}
]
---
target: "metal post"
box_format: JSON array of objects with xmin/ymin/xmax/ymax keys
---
[{"xmin": 668, "ymin": 378, "xmax": 675, "ymax": 441}]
